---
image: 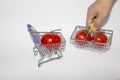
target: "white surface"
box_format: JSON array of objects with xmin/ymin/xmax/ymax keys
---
[{"xmin": 0, "ymin": 0, "xmax": 120, "ymax": 80}]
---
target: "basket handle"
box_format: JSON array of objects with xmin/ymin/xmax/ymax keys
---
[{"xmin": 27, "ymin": 24, "xmax": 39, "ymax": 44}]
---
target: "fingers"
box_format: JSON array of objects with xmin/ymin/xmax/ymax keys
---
[
  {"xmin": 87, "ymin": 14, "xmax": 105, "ymax": 31},
  {"xmin": 86, "ymin": 8, "xmax": 105, "ymax": 30},
  {"xmin": 95, "ymin": 14, "xmax": 105, "ymax": 29},
  {"xmin": 86, "ymin": 7, "xmax": 97, "ymax": 27}
]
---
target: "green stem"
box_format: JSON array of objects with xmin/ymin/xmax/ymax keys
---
[{"xmin": 51, "ymin": 29, "xmax": 61, "ymax": 32}]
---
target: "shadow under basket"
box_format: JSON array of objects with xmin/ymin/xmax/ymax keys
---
[{"xmin": 70, "ymin": 26, "xmax": 113, "ymax": 53}]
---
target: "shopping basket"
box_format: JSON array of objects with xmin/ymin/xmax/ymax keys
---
[{"xmin": 70, "ymin": 26, "xmax": 113, "ymax": 53}]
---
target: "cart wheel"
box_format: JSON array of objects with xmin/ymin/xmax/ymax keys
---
[
  {"xmin": 38, "ymin": 63, "xmax": 41, "ymax": 67},
  {"xmin": 33, "ymin": 47, "xmax": 38, "ymax": 56},
  {"xmin": 55, "ymin": 51, "xmax": 63, "ymax": 59}
]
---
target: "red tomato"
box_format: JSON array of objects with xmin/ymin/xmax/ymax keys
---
[
  {"xmin": 75, "ymin": 29, "xmax": 92, "ymax": 45},
  {"xmin": 93, "ymin": 31, "xmax": 107, "ymax": 48},
  {"xmin": 41, "ymin": 33, "xmax": 61, "ymax": 49}
]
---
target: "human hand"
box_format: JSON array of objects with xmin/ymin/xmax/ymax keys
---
[{"xmin": 86, "ymin": 0, "xmax": 114, "ymax": 30}]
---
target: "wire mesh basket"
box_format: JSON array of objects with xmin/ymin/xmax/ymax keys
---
[
  {"xmin": 70, "ymin": 26, "xmax": 113, "ymax": 53},
  {"xmin": 27, "ymin": 24, "xmax": 66, "ymax": 67}
]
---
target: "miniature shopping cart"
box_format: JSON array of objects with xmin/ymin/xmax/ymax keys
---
[
  {"xmin": 70, "ymin": 26, "xmax": 113, "ymax": 53},
  {"xmin": 27, "ymin": 24, "xmax": 66, "ymax": 67}
]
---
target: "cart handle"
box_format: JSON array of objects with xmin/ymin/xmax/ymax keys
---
[{"xmin": 27, "ymin": 24, "xmax": 39, "ymax": 44}]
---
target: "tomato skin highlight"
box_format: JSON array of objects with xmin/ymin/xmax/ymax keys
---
[
  {"xmin": 93, "ymin": 32, "xmax": 107, "ymax": 43},
  {"xmin": 75, "ymin": 29, "xmax": 92, "ymax": 45},
  {"xmin": 75, "ymin": 29, "xmax": 92, "ymax": 41},
  {"xmin": 41, "ymin": 33, "xmax": 61, "ymax": 49}
]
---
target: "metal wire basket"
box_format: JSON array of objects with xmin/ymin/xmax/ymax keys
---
[
  {"xmin": 27, "ymin": 24, "xmax": 66, "ymax": 67},
  {"xmin": 70, "ymin": 26, "xmax": 113, "ymax": 53}
]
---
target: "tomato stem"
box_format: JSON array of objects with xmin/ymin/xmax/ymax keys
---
[
  {"xmin": 50, "ymin": 29, "xmax": 61, "ymax": 32},
  {"xmin": 97, "ymin": 31, "xmax": 105, "ymax": 37}
]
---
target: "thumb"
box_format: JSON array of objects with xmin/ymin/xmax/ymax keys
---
[{"xmin": 86, "ymin": 11, "xmax": 97, "ymax": 27}]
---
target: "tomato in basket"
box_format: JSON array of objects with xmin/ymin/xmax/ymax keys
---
[
  {"xmin": 75, "ymin": 29, "xmax": 92, "ymax": 45},
  {"xmin": 41, "ymin": 32, "xmax": 61, "ymax": 49},
  {"xmin": 93, "ymin": 31, "xmax": 107, "ymax": 48}
]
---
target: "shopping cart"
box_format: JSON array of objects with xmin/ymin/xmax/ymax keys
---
[
  {"xmin": 27, "ymin": 24, "xmax": 66, "ymax": 67},
  {"xmin": 70, "ymin": 26, "xmax": 113, "ymax": 53}
]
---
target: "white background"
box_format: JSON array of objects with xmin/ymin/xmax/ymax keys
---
[{"xmin": 0, "ymin": 0, "xmax": 120, "ymax": 80}]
